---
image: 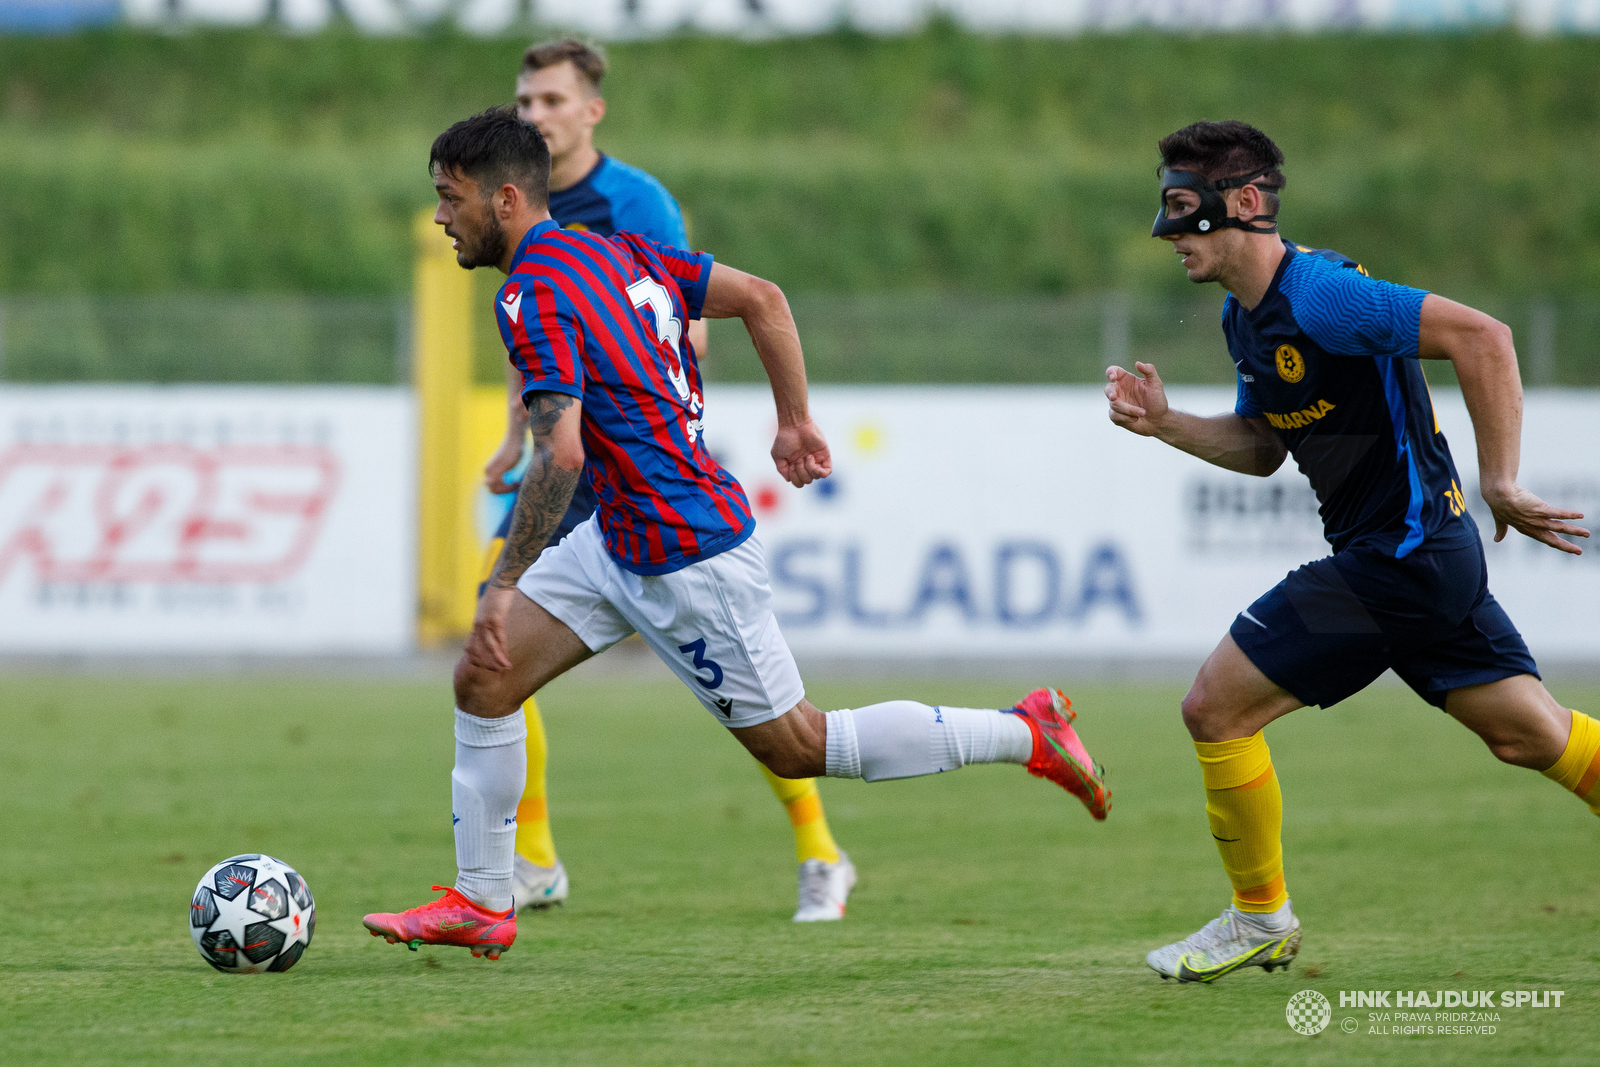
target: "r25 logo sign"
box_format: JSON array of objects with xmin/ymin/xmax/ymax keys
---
[{"xmin": 0, "ymin": 443, "xmax": 339, "ymax": 584}]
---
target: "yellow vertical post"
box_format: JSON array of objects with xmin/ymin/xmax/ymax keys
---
[{"xmin": 413, "ymin": 208, "xmax": 477, "ymax": 643}]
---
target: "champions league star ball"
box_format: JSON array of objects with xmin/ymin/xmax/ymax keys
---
[{"xmin": 190, "ymin": 855, "xmax": 316, "ymax": 973}]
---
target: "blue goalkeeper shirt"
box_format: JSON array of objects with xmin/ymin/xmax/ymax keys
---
[{"xmin": 549, "ymin": 154, "xmax": 689, "ymax": 247}]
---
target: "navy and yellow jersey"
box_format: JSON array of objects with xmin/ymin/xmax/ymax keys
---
[
  {"xmin": 548, "ymin": 154, "xmax": 689, "ymax": 246},
  {"xmin": 1225, "ymin": 240, "xmax": 1476, "ymax": 559}
]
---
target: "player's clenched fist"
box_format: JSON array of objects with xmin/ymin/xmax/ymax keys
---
[
  {"xmin": 772, "ymin": 417, "xmax": 832, "ymax": 488},
  {"xmin": 483, "ymin": 434, "xmax": 524, "ymax": 494},
  {"xmin": 1105, "ymin": 361, "xmax": 1171, "ymax": 436}
]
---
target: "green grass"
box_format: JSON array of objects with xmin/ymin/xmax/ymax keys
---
[{"xmin": 2, "ymin": 671, "xmax": 1597, "ymax": 1064}]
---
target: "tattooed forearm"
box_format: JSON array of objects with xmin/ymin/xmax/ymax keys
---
[{"xmin": 488, "ymin": 392, "xmax": 582, "ymax": 590}]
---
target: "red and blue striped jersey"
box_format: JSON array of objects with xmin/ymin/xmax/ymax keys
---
[{"xmin": 494, "ymin": 219, "xmax": 754, "ymax": 575}]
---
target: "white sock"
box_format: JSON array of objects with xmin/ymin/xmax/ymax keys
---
[
  {"xmin": 1236, "ymin": 898, "xmax": 1295, "ymax": 934},
  {"xmin": 451, "ymin": 708, "xmax": 526, "ymax": 912},
  {"xmin": 823, "ymin": 702, "xmax": 1033, "ymax": 782}
]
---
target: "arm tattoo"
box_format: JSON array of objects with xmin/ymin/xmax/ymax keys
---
[{"xmin": 488, "ymin": 392, "xmax": 582, "ymax": 590}]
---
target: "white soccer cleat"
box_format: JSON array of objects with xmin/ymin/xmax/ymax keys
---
[
  {"xmin": 511, "ymin": 856, "xmax": 569, "ymax": 913},
  {"xmin": 792, "ymin": 852, "xmax": 856, "ymax": 922},
  {"xmin": 1147, "ymin": 901, "xmax": 1301, "ymax": 983}
]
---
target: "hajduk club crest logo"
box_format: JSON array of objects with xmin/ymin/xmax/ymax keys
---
[{"xmin": 1286, "ymin": 989, "xmax": 1332, "ymax": 1035}]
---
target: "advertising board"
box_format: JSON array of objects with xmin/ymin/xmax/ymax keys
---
[
  {"xmin": 0, "ymin": 386, "xmax": 415, "ymax": 653},
  {"xmin": 693, "ymin": 385, "xmax": 1600, "ymax": 664}
]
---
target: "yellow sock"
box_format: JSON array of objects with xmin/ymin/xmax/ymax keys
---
[
  {"xmin": 514, "ymin": 696, "xmax": 558, "ymax": 867},
  {"xmin": 1541, "ymin": 711, "xmax": 1600, "ymax": 816},
  {"xmin": 1195, "ymin": 732, "xmax": 1287, "ymax": 914},
  {"xmin": 760, "ymin": 765, "xmax": 841, "ymax": 865}
]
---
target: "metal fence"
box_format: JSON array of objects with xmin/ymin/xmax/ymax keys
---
[
  {"xmin": 708, "ymin": 293, "xmax": 1600, "ymax": 388},
  {"xmin": 2, "ymin": 292, "xmax": 1597, "ymax": 387},
  {"xmin": 0, "ymin": 294, "xmax": 410, "ymax": 386}
]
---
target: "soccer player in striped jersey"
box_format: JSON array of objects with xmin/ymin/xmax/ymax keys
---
[
  {"xmin": 361, "ymin": 108, "xmax": 1110, "ymax": 958},
  {"xmin": 474, "ymin": 39, "xmax": 854, "ymax": 921},
  {"xmin": 1109, "ymin": 120, "xmax": 1592, "ymax": 983}
]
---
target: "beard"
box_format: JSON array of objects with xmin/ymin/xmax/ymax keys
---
[
  {"xmin": 1177, "ymin": 247, "xmax": 1224, "ymax": 284},
  {"xmin": 455, "ymin": 213, "xmax": 509, "ymax": 270}
]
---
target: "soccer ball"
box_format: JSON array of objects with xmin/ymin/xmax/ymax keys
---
[{"xmin": 190, "ymin": 854, "xmax": 315, "ymax": 973}]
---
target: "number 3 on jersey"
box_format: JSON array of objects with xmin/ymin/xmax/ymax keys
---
[
  {"xmin": 677, "ymin": 638, "xmax": 724, "ymax": 690},
  {"xmin": 626, "ymin": 276, "xmax": 690, "ymax": 402}
]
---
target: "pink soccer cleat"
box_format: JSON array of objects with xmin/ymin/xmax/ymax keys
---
[
  {"xmin": 362, "ymin": 885, "xmax": 517, "ymax": 959},
  {"xmin": 1008, "ymin": 688, "xmax": 1111, "ymax": 820}
]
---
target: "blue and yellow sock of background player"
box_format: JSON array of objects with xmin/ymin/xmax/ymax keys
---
[
  {"xmin": 760, "ymin": 767, "xmax": 842, "ymax": 865},
  {"xmin": 515, "ymin": 698, "xmax": 558, "ymax": 867}
]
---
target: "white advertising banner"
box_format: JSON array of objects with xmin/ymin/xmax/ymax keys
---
[
  {"xmin": 0, "ymin": 386, "xmax": 415, "ymax": 654},
  {"xmin": 702, "ymin": 385, "xmax": 1600, "ymax": 663}
]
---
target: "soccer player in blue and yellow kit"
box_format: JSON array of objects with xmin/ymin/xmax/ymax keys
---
[
  {"xmin": 1107, "ymin": 121, "xmax": 1594, "ymax": 982},
  {"xmin": 476, "ymin": 40, "xmax": 855, "ymax": 921}
]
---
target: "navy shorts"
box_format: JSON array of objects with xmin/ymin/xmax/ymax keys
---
[{"xmin": 1229, "ymin": 539, "xmax": 1538, "ymax": 710}]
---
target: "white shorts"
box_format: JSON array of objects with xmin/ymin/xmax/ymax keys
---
[{"xmin": 516, "ymin": 517, "xmax": 805, "ymax": 729}]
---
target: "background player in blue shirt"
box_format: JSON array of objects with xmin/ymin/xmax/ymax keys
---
[
  {"xmin": 1106, "ymin": 120, "xmax": 1594, "ymax": 983},
  {"xmin": 474, "ymin": 40, "xmax": 855, "ymax": 923}
]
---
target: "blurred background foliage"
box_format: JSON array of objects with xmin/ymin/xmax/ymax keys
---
[{"xmin": 6, "ymin": 25, "xmax": 1600, "ymax": 302}]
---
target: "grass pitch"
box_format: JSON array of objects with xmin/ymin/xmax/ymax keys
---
[{"xmin": 2, "ymin": 668, "xmax": 1596, "ymax": 1066}]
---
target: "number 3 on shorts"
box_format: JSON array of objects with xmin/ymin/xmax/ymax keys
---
[{"xmin": 677, "ymin": 638, "xmax": 724, "ymax": 690}]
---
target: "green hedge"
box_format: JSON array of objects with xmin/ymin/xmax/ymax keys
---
[{"xmin": 5, "ymin": 27, "xmax": 1600, "ymax": 297}]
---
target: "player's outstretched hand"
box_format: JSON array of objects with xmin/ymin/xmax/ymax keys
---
[
  {"xmin": 465, "ymin": 585, "xmax": 519, "ymax": 672},
  {"xmin": 1484, "ymin": 483, "xmax": 1589, "ymax": 556},
  {"xmin": 773, "ymin": 417, "xmax": 832, "ymax": 489},
  {"xmin": 1105, "ymin": 361, "xmax": 1171, "ymax": 437},
  {"xmin": 483, "ymin": 435, "xmax": 524, "ymax": 494}
]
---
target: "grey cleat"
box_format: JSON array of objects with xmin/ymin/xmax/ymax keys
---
[
  {"xmin": 792, "ymin": 851, "xmax": 856, "ymax": 922},
  {"xmin": 511, "ymin": 856, "xmax": 569, "ymax": 913},
  {"xmin": 1147, "ymin": 901, "xmax": 1301, "ymax": 983}
]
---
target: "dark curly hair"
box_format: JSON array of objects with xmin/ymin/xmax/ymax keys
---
[
  {"xmin": 1158, "ymin": 120, "xmax": 1286, "ymax": 214},
  {"xmin": 429, "ymin": 105, "xmax": 551, "ymax": 207}
]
